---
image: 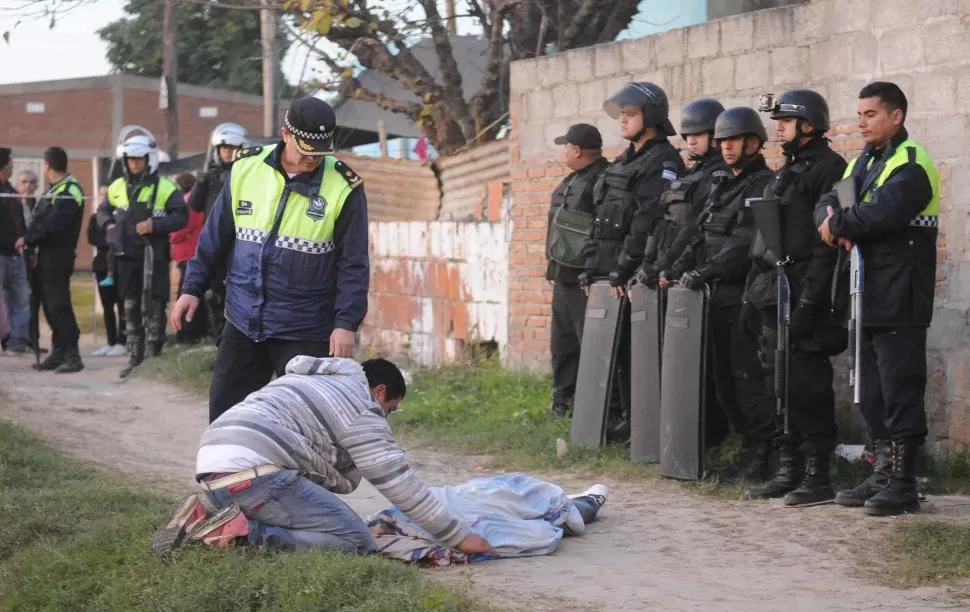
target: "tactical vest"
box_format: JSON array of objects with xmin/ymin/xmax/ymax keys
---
[
  {"xmin": 230, "ymin": 148, "xmax": 356, "ymax": 254},
  {"xmin": 108, "ymin": 176, "xmax": 179, "ymax": 216},
  {"xmin": 751, "ymin": 151, "xmax": 825, "ymax": 266},
  {"xmin": 551, "ymin": 166, "xmax": 600, "ymax": 214},
  {"xmin": 844, "ymin": 139, "xmax": 940, "ymax": 227},
  {"xmin": 591, "ymin": 150, "xmax": 660, "ymax": 241},
  {"xmin": 700, "ymin": 162, "xmax": 773, "ymax": 261}
]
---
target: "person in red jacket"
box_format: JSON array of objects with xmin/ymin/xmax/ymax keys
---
[{"xmin": 171, "ymin": 173, "xmax": 207, "ymax": 344}]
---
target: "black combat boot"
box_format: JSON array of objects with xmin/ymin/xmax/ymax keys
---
[
  {"xmin": 32, "ymin": 348, "xmax": 65, "ymax": 371},
  {"xmin": 550, "ymin": 399, "xmax": 572, "ymax": 418},
  {"xmin": 863, "ymin": 440, "xmax": 921, "ymax": 516},
  {"xmin": 748, "ymin": 444, "xmax": 803, "ymax": 499},
  {"xmin": 150, "ymin": 341, "xmax": 164, "ymax": 357},
  {"xmin": 834, "ymin": 440, "xmax": 891, "ymax": 507},
  {"xmin": 119, "ymin": 342, "xmax": 145, "ymax": 379},
  {"xmin": 54, "ymin": 348, "xmax": 85, "ymax": 374},
  {"xmin": 784, "ymin": 452, "xmax": 835, "ymax": 506},
  {"xmin": 734, "ymin": 440, "xmax": 772, "ymax": 483}
]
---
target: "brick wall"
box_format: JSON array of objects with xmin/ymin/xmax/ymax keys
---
[
  {"xmin": 0, "ymin": 88, "xmax": 114, "ymax": 150},
  {"xmin": 508, "ymin": 0, "xmax": 970, "ymax": 449}
]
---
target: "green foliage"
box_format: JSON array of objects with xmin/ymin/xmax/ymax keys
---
[{"xmin": 98, "ymin": 0, "xmax": 301, "ymax": 96}]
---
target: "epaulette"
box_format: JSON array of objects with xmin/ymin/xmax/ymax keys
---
[
  {"xmin": 234, "ymin": 145, "xmax": 263, "ymax": 161},
  {"xmin": 333, "ymin": 159, "xmax": 363, "ymax": 188}
]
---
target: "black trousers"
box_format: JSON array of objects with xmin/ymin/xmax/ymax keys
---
[
  {"xmin": 860, "ymin": 327, "xmax": 928, "ymax": 444},
  {"xmin": 176, "ymin": 261, "xmax": 207, "ymax": 343},
  {"xmin": 95, "ymin": 270, "xmax": 126, "ymax": 346},
  {"xmin": 550, "ymin": 282, "xmax": 587, "ymax": 403},
  {"xmin": 36, "ymin": 263, "xmax": 80, "ymax": 353},
  {"xmin": 116, "ymin": 257, "xmax": 169, "ymax": 350},
  {"xmin": 708, "ymin": 285, "xmax": 775, "ymax": 443},
  {"xmin": 756, "ymin": 308, "xmax": 837, "ymax": 455},
  {"xmin": 208, "ymin": 322, "xmax": 331, "ymax": 423}
]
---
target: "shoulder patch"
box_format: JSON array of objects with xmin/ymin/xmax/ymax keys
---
[
  {"xmin": 333, "ymin": 159, "xmax": 364, "ymax": 188},
  {"xmin": 234, "ymin": 145, "xmax": 263, "ymax": 161}
]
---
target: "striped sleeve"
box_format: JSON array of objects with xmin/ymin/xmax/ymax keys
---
[{"xmin": 337, "ymin": 413, "xmax": 470, "ymax": 548}]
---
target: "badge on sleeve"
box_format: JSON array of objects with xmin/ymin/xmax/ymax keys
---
[{"xmin": 661, "ymin": 161, "xmax": 679, "ymax": 182}]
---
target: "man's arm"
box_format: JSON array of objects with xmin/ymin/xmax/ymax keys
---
[
  {"xmin": 186, "ymin": 173, "xmax": 210, "ymax": 213},
  {"xmin": 332, "ymin": 187, "xmax": 370, "ymax": 332},
  {"xmin": 829, "ymin": 163, "xmax": 933, "ymax": 241},
  {"xmin": 800, "ymin": 155, "xmax": 848, "ymax": 304},
  {"xmin": 24, "ymin": 188, "xmax": 83, "ymax": 246},
  {"xmin": 95, "ymin": 194, "xmax": 115, "ymax": 230},
  {"xmin": 150, "ymin": 187, "xmax": 189, "ymax": 234},
  {"xmin": 182, "ymin": 179, "xmax": 235, "ymax": 298},
  {"xmin": 342, "ymin": 413, "xmax": 471, "ymax": 548}
]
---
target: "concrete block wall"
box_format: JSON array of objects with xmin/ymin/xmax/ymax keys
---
[{"xmin": 508, "ymin": 0, "xmax": 970, "ymax": 449}]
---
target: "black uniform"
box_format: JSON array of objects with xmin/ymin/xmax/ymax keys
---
[
  {"xmin": 546, "ymin": 156, "xmax": 609, "ymax": 410},
  {"xmin": 23, "ymin": 176, "xmax": 85, "ymax": 366},
  {"xmin": 87, "ymin": 213, "xmax": 126, "ymax": 347},
  {"xmin": 814, "ymin": 128, "xmax": 936, "ymax": 444},
  {"xmin": 187, "ymin": 165, "xmax": 228, "ymax": 337},
  {"xmin": 671, "ymin": 156, "xmax": 776, "ymax": 448},
  {"xmin": 746, "ymin": 138, "xmax": 847, "ymax": 456}
]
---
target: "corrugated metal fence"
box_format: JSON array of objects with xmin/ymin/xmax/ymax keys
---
[{"xmin": 436, "ymin": 140, "xmax": 510, "ymax": 220}]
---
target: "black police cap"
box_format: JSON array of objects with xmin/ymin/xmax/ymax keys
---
[
  {"xmin": 284, "ymin": 97, "xmax": 337, "ymax": 156},
  {"xmin": 553, "ymin": 123, "xmax": 603, "ymax": 149}
]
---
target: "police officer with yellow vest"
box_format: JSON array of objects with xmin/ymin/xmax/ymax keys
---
[
  {"xmin": 16, "ymin": 147, "xmax": 87, "ymax": 373},
  {"xmin": 815, "ymin": 81, "xmax": 940, "ymax": 517},
  {"xmin": 173, "ymin": 97, "xmax": 370, "ymax": 423},
  {"xmin": 96, "ymin": 133, "xmax": 188, "ymax": 378}
]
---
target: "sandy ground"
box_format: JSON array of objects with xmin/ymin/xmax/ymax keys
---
[{"xmin": 2, "ymin": 336, "xmax": 970, "ymax": 611}]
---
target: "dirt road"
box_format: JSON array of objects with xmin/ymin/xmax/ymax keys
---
[{"xmin": 1, "ymin": 341, "xmax": 968, "ymax": 611}]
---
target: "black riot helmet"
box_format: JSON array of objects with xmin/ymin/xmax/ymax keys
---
[
  {"xmin": 679, "ymin": 98, "xmax": 725, "ymax": 137},
  {"xmin": 714, "ymin": 106, "xmax": 768, "ymax": 143},
  {"xmin": 759, "ymin": 89, "xmax": 830, "ymax": 132},
  {"xmin": 603, "ymin": 82, "xmax": 677, "ymax": 139}
]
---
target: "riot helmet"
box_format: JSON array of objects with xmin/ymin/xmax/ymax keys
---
[
  {"xmin": 209, "ymin": 122, "xmax": 249, "ymax": 168},
  {"xmin": 714, "ymin": 106, "xmax": 768, "ymax": 143},
  {"xmin": 118, "ymin": 133, "xmax": 160, "ymax": 179},
  {"xmin": 604, "ymin": 81, "xmax": 677, "ymax": 140},
  {"xmin": 759, "ymin": 89, "xmax": 830, "ymax": 132},
  {"xmin": 680, "ymin": 98, "xmax": 724, "ymax": 161}
]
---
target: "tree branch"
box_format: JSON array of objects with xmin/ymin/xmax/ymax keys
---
[
  {"xmin": 466, "ymin": 0, "xmax": 490, "ymax": 35},
  {"xmin": 469, "ymin": 1, "xmax": 511, "ymax": 131},
  {"xmin": 417, "ymin": 0, "xmax": 475, "ymax": 140},
  {"xmin": 557, "ymin": 0, "xmax": 599, "ymax": 49}
]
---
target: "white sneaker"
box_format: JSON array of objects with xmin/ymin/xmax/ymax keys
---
[
  {"xmin": 568, "ymin": 484, "xmax": 608, "ymax": 508},
  {"xmin": 106, "ymin": 344, "xmax": 129, "ymax": 357},
  {"xmin": 91, "ymin": 344, "xmax": 112, "ymax": 357}
]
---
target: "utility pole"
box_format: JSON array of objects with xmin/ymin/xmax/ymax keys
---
[
  {"xmin": 260, "ymin": 0, "xmax": 278, "ymax": 137},
  {"xmin": 445, "ymin": 0, "xmax": 457, "ymax": 34},
  {"xmin": 162, "ymin": 0, "xmax": 179, "ymax": 157}
]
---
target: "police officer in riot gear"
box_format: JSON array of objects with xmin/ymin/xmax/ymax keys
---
[
  {"xmin": 745, "ymin": 90, "xmax": 847, "ymax": 505},
  {"xmin": 546, "ymin": 124, "xmax": 609, "ymax": 418},
  {"xmin": 815, "ymin": 82, "xmax": 939, "ymax": 517},
  {"xmin": 187, "ymin": 122, "xmax": 249, "ymax": 339},
  {"xmin": 668, "ymin": 107, "xmax": 776, "ymax": 481},
  {"xmin": 580, "ymin": 82, "xmax": 685, "ymax": 295},
  {"xmin": 578, "ymin": 81, "xmax": 684, "ymax": 441},
  {"xmin": 96, "ymin": 132, "xmax": 188, "ymax": 378}
]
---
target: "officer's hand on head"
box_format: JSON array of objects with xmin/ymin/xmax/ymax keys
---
[
  {"xmin": 789, "ymin": 301, "xmax": 816, "ymax": 340},
  {"xmin": 135, "ymin": 219, "xmax": 153, "ymax": 236},
  {"xmin": 680, "ymin": 269, "xmax": 705, "ymax": 291},
  {"xmin": 170, "ymin": 294, "xmax": 199, "ymax": 331},
  {"xmin": 330, "ymin": 328, "xmax": 356, "ymax": 358}
]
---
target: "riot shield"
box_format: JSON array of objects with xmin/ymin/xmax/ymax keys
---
[
  {"xmin": 659, "ymin": 284, "xmax": 709, "ymax": 480},
  {"xmin": 628, "ymin": 282, "xmax": 663, "ymax": 463},
  {"xmin": 570, "ymin": 281, "xmax": 628, "ymax": 448}
]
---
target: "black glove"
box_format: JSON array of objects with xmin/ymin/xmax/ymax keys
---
[
  {"xmin": 789, "ymin": 301, "xmax": 816, "ymax": 340},
  {"xmin": 609, "ymin": 269, "xmax": 631, "ymax": 288},
  {"xmin": 632, "ymin": 265, "xmax": 658, "ymax": 288},
  {"xmin": 680, "ymin": 269, "xmax": 706, "ymax": 290},
  {"xmin": 578, "ymin": 271, "xmax": 594, "ymax": 288}
]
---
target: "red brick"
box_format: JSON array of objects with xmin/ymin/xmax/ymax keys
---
[
  {"xmin": 526, "ymin": 181, "xmax": 554, "ymax": 192},
  {"xmin": 528, "ymin": 167, "xmax": 546, "ymax": 178}
]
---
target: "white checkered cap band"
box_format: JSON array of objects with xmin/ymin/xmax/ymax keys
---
[
  {"xmin": 275, "ymin": 235, "xmax": 335, "ymax": 255},
  {"xmin": 236, "ymin": 227, "xmax": 268, "ymax": 244},
  {"xmin": 284, "ymin": 113, "xmax": 334, "ymax": 141}
]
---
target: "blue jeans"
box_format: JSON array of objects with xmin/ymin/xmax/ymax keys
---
[
  {"xmin": 202, "ymin": 469, "xmax": 377, "ymax": 554},
  {"xmin": 0, "ymin": 255, "xmax": 30, "ymax": 349}
]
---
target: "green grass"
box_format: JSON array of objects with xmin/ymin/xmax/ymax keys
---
[
  {"xmin": 883, "ymin": 520, "xmax": 970, "ymax": 588},
  {"xmin": 0, "ymin": 419, "xmax": 485, "ymax": 611},
  {"xmin": 142, "ymin": 343, "xmax": 218, "ymax": 394}
]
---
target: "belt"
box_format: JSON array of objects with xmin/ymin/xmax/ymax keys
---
[{"xmin": 198, "ymin": 464, "xmax": 281, "ymax": 491}]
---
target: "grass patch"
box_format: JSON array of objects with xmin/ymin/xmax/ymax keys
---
[
  {"xmin": 0, "ymin": 419, "xmax": 484, "ymax": 611},
  {"xmin": 142, "ymin": 343, "xmax": 218, "ymax": 395},
  {"xmin": 883, "ymin": 520, "xmax": 970, "ymax": 587}
]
